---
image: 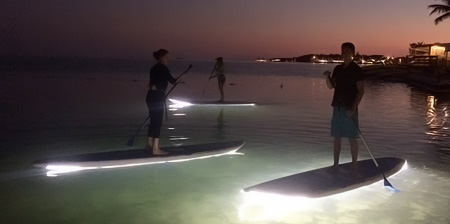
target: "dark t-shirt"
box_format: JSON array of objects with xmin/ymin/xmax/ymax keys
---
[
  {"xmin": 149, "ymin": 63, "xmax": 176, "ymax": 92},
  {"xmin": 331, "ymin": 61, "xmax": 364, "ymax": 108}
]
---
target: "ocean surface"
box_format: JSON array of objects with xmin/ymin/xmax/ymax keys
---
[{"xmin": 1, "ymin": 60, "xmax": 450, "ymax": 224}]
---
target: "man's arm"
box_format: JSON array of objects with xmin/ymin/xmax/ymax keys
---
[{"xmin": 323, "ymin": 71, "xmax": 334, "ymax": 89}]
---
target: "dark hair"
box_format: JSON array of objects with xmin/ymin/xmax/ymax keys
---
[
  {"xmin": 153, "ymin": 49, "xmax": 169, "ymax": 61},
  {"xmin": 341, "ymin": 42, "xmax": 355, "ymax": 54}
]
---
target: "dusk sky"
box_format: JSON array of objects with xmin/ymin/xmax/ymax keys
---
[{"xmin": 2, "ymin": 0, "xmax": 449, "ymax": 61}]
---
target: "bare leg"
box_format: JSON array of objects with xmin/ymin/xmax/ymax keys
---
[
  {"xmin": 328, "ymin": 137, "xmax": 342, "ymax": 171},
  {"xmin": 349, "ymin": 138, "xmax": 359, "ymax": 176},
  {"xmin": 152, "ymin": 138, "xmax": 168, "ymax": 155},
  {"xmin": 333, "ymin": 137, "xmax": 342, "ymax": 166},
  {"xmin": 145, "ymin": 137, "xmax": 153, "ymax": 150},
  {"xmin": 218, "ymin": 82, "xmax": 224, "ymax": 102}
]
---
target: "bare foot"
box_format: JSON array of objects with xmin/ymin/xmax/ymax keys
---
[
  {"xmin": 152, "ymin": 148, "xmax": 169, "ymax": 156},
  {"xmin": 349, "ymin": 164, "xmax": 359, "ymax": 178},
  {"xmin": 327, "ymin": 165, "xmax": 339, "ymax": 173}
]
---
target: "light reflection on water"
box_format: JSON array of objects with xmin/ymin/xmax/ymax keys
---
[{"xmin": 1, "ymin": 61, "xmax": 450, "ymax": 223}]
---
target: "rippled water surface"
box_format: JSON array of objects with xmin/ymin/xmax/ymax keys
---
[{"xmin": 1, "ymin": 61, "xmax": 449, "ymax": 223}]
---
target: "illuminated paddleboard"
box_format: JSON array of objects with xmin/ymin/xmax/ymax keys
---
[
  {"xmin": 243, "ymin": 157, "xmax": 406, "ymax": 198},
  {"xmin": 34, "ymin": 140, "xmax": 245, "ymax": 176},
  {"xmin": 169, "ymin": 98, "xmax": 256, "ymax": 107}
]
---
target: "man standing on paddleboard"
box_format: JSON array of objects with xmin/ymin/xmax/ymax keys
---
[{"xmin": 323, "ymin": 42, "xmax": 364, "ymax": 175}]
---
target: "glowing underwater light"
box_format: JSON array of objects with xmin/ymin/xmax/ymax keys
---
[
  {"xmin": 239, "ymin": 160, "xmax": 408, "ymax": 221},
  {"xmin": 238, "ymin": 191, "xmax": 317, "ymax": 221},
  {"xmin": 169, "ymin": 99, "xmax": 193, "ymax": 108},
  {"xmin": 43, "ymin": 149, "xmax": 243, "ymax": 177},
  {"xmin": 45, "ymin": 165, "xmax": 98, "ymax": 177},
  {"xmin": 169, "ymin": 136, "xmax": 189, "ymax": 141},
  {"xmin": 169, "ymin": 98, "xmax": 256, "ymax": 107}
]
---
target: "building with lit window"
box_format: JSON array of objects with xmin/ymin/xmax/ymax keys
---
[{"xmin": 408, "ymin": 43, "xmax": 450, "ymax": 66}]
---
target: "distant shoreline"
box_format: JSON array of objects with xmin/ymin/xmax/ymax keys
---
[{"xmin": 0, "ymin": 53, "xmax": 423, "ymax": 73}]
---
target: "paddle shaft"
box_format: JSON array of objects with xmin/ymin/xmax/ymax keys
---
[
  {"xmin": 354, "ymin": 123, "xmax": 380, "ymax": 167},
  {"xmin": 200, "ymin": 65, "xmax": 216, "ymax": 100},
  {"xmin": 164, "ymin": 64, "xmax": 192, "ymax": 119},
  {"xmin": 126, "ymin": 116, "xmax": 150, "ymax": 147},
  {"xmin": 351, "ymin": 119, "xmax": 395, "ymax": 188},
  {"xmin": 200, "ymin": 79, "xmax": 211, "ymax": 100},
  {"xmin": 165, "ymin": 64, "xmax": 192, "ymax": 97}
]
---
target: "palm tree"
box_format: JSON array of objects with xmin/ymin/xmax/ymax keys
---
[
  {"xmin": 409, "ymin": 42, "xmax": 425, "ymax": 55},
  {"xmin": 428, "ymin": 0, "xmax": 450, "ymax": 25},
  {"xmin": 410, "ymin": 42, "xmax": 424, "ymax": 49}
]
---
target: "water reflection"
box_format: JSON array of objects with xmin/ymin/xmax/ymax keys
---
[
  {"xmin": 215, "ymin": 109, "xmax": 225, "ymax": 141},
  {"xmin": 425, "ymin": 93, "xmax": 450, "ymax": 163}
]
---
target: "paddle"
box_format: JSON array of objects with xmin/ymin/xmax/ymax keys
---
[
  {"xmin": 126, "ymin": 64, "xmax": 192, "ymax": 147},
  {"xmin": 351, "ymin": 119, "xmax": 399, "ymax": 192},
  {"xmin": 126, "ymin": 116, "xmax": 150, "ymax": 147},
  {"xmin": 165, "ymin": 64, "xmax": 193, "ymax": 97},
  {"xmin": 164, "ymin": 64, "xmax": 192, "ymax": 119},
  {"xmin": 200, "ymin": 65, "xmax": 216, "ymax": 100}
]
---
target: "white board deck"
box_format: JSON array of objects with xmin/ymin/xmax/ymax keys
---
[
  {"xmin": 243, "ymin": 157, "xmax": 406, "ymax": 198},
  {"xmin": 34, "ymin": 140, "xmax": 245, "ymax": 176}
]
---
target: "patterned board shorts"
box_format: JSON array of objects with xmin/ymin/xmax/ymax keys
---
[{"xmin": 331, "ymin": 106, "xmax": 359, "ymax": 139}]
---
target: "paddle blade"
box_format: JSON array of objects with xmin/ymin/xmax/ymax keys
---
[
  {"xmin": 126, "ymin": 137, "xmax": 135, "ymax": 147},
  {"xmin": 375, "ymin": 164, "xmax": 399, "ymax": 193},
  {"xmin": 384, "ymin": 178, "xmax": 400, "ymax": 193}
]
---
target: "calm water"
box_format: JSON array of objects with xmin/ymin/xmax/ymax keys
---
[{"xmin": 1, "ymin": 61, "xmax": 450, "ymax": 223}]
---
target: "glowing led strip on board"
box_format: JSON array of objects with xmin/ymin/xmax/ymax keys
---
[
  {"xmin": 169, "ymin": 98, "xmax": 256, "ymax": 107},
  {"xmin": 169, "ymin": 136, "xmax": 189, "ymax": 141},
  {"xmin": 169, "ymin": 99, "xmax": 193, "ymax": 108},
  {"xmin": 44, "ymin": 149, "xmax": 243, "ymax": 177},
  {"xmin": 238, "ymin": 160, "xmax": 408, "ymax": 221}
]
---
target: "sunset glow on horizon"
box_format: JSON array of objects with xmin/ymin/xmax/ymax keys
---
[{"xmin": 1, "ymin": 0, "xmax": 449, "ymax": 61}]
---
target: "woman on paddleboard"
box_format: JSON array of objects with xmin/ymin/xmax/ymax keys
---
[
  {"xmin": 209, "ymin": 57, "xmax": 226, "ymax": 102},
  {"xmin": 146, "ymin": 49, "xmax": 185, "ymax": 155}
]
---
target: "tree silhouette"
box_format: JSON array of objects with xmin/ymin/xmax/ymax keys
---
[
  {"xmin": 428, "ymin": 0, "xmax": 450, "ymax": 25},
  {"xmin": 410, "ymin": 42, "xmax": 425, "ymax": 49}
]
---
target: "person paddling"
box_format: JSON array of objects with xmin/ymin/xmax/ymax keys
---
[
  {"xmin": 209, "ymin": 57, "xmax": 226, "ymax": 102},
  {"xmin": 146, "ymin": 49, "xmax": 186, "ymax": 156}
]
